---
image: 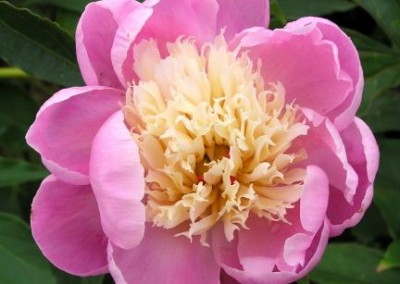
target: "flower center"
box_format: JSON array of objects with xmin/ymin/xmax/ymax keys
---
[{"xmin": 124, "ymin": 36, "xmax": 309, "ymax": 243}]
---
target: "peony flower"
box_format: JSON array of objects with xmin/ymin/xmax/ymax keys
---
[{"xmin": 26, "ymin": 0, "xmax": 379, "ymax": 283}]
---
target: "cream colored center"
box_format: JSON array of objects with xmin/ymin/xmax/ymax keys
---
[{"xmin": 124, "ymin": 36, "xmax": 309, "ymax": 244}]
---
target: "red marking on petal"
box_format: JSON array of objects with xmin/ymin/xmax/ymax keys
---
[
  {"xmin": 226, "ymin": 149, "xmax": 231, "ymax": 159},
  {"xmin": 197, "ymin": 175, "xmax": 205, "ymax": 184}
]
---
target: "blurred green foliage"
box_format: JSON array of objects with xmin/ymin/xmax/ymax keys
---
[{"xmin": 1, "ymin": 0, "xmax": 400, "ymax": 283}]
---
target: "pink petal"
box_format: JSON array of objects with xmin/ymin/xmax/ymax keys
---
[
  {"xmin": 40, "ymin": 158, "xmax": 89, "ymax": 185},
  {"xmin": 239, "ymin": 166, "xmax": 329, "ymax": 271},
  {"xmin": 112, "ymin": 0, "xmax": 219, "ymax": 85},
  {"xmin": 213, "ymin": 166, "xmax": 330, "ymax": 284},
  {"xmin": 110, "ymin": 3, "xmax": 153, "ymax": 87},
  {"xmin": 328, "ymin": 118, "xmax": 379, "ymax": 236},
  {"xmin": 31, "ymin": 175, "xmax": 108, "ymax": 276},
  {"xmin": 108, "ymin": 224, "xmax": 220, "ymax": 284},
  {"xmin": 26, "ymin": 86, "xmax": 123, "ymax": 185},
  {"xmin": 141, "ymin": 0, "xmax": 219, "ymax": 42},
  {"xmin": 215, "ymin": 222, "xmax": 330, "ymax": 284},
  {"xmin": 285, "ymin": 17, "xmax": 363, "ymax": 131},
  {"xmin": 299, "ymin": 166, "xmax": 331, "ymax": 233},
  {"xmin": 141, "ymin": 0, "xmax": 219, "ymax": 43},
  {"xmin": 236, "ymin": 24, "xmax": 353, "ymax": 117},
  {"xmin": 90, "ymin": 111, "xmax": 145, "ymax": 250},
  {"xmin": 76, "ymin": 0, "xmax": 141, "ymax": 88},
  {"xmin": 298, "ymin": 108, "xmax": 359, "ymax": 203},
  {"xmin": 347, "ymin": 118, "xmax": 379, "ymax": 184},
  {"xmin": 216, "ymin": 0, "xmax": 270, "ymax": 40}
]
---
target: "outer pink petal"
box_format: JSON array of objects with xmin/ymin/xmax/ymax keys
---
[
  {"xmin": 140, "ymin": 0, "xmax": 218, "ymax": 42},
  {"xmin": 298, "ymin": 108, "xmax": 359, "ymax": 204},
  {"xmin": 213, "ymin": 166, "xmax": 330, "ymax": 284},
  {"xmin": 90, "ymin": 111, "xmax": 145, "ymax": 250},
  {"xmin": 214, "ymin": 222, "xmax": 330, "ymax": 284},
  {"xmin": 108, "ymin": 224, "xmax": 220, "ymax": 284},
  {"xmin": 217, "ymin": 220, "xmax": 329, "ymax": 284},
  {"xmin": 285, "ymin": 17, "xmax": 363, "ymax": 131},
  {"xmin": 26, "ymin": 86, "xmax": 123, "ymax": 185},
  {"xmin": 76, "ymin": 0, "xmax": 141, "ymax": 88},
  {"xmin": 31, "ymin": 175, "xmax": 108, "ymax": 276},
  {"xmin": 236, "ymin": 24, "xmax": 353, "ymax": 118},
  {"xmin": 216, "ymin": 0, "xmax": 270, "ymax": 40},
  {"xmin": 112, "ymin": 0, "xmax": 219, "ymax": 85},
  {"xmin": 328, "ymin": 118, "xmax": 379, "ymax": 236}
]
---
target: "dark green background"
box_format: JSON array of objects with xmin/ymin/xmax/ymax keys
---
[{"xmin": 1, "ymin": 0, "xmax": 400, "ymax": 283}]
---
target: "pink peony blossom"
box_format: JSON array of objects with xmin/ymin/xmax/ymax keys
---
[{"xmin": 26, "ymin": 0, "xmax": 379, "ymax": 283}]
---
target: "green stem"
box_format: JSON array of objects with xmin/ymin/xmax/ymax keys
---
[{"xmin": 0, "ymin": 67, "xmax": 29, "ymax": 78}]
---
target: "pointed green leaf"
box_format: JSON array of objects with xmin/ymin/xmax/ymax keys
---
[
  {"xmin": 375, "ymin": 188, "xmax": 400, "ymax": 240},
  {"xmin": 0, "ymin": 1, "xmax": 83, "ymax": 86},
  {"xmin": 310, "ymin": 244, "xmax": 400, "ymax": 284},
  {"xmin": 374, "ymin": 139, "xmax": 400, "ymax": 240},
  {"xmin": 360, "ymin": 65, "xmax": 400, "ymax": 114},
  {"xmin": 0, "ymin": 157, "xmax": 47, "ymax": 188},
  {"xmin": 353, "ymin": 0, "xmax": 400, "ymax": 47},
  {"xmin": 345, "ymin": 29, "xmax": 394, "ymax": 53},
  {"xmin": 0, "ymin": 213, "xmax": 56, "ymax": 284},
  {"xmin": 350, "ymin": 203, "xmax": 388, "ymax": 245},
  {"xmin": 0, "ymin": 82, "xmax": 38, "ymax": 131},
  {"xmin": 363, "ymin": 90, "xmax": 400, "ymax": 132},
  {"xmin": 56, "ymin": 9, "xmax": 80, "ymax": 35},
  {"xmin": 378, "ymin": 241, "xmax": 400, "ymax": 272},
  {"xmin": 345, "ymin": 29, "xmax": 400, "ymax": 115},
  {"xmin": 25, "ymin": 0, "xmax": 92, "ymax": 13}
]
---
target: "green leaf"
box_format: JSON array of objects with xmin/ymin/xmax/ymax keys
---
[
  {"xmin": 0, "ymin": 125, "xmax": 31, "ymax": 154},
  {"xmin": 25, "ymin": 0, "xmax": 92, "ymax": 13},
  {"xmin": 344, "ymin": 29, "xmax": 400, "ymax": 76},
  {"xmin": 0, "ymin": 82, "xmax": 38, "ymax": 131},
  {"xmin": 56, "ymin": 9, "xmax": 80, "ymax": 35},
  {"xmin": 0, "ymin": 187, "xmax": 24, "ymax": 217},
  {"xmin": 375, "ymin": 188, "xmax": 400, "ymax": 240},
  {"xmin": 378, "ymin": 241, "xmax": 400, "ymax": 272},
  {"xmin": 277, "ymin": 0, "xmax": 356, "ymax": 19},
  {"xmin": 270, "ymin": 0, "xmax": 287, "ymax": 27},
  {"xmin": 344, "ymin": 29, "xmax": 393, "ymax": 53},
  {"xmin": 374, "ymin": 139, "xmax": 400, "ymax": 240},
  {"xmin": 309, "ymin": 244, "xmax": 400, "ymax": 284},
  {"xmin": 0, "ymin": 82, "xmax": 38, "ymax": 154},
  {"xmin": 0, "ymin": 182, "xmax": 40, "ymax": 220},
  {"xmin": 352, "ymin": 0, "xmax": 400, "ymax": 47},
  {"xmin": 375, "ymin": 139, "xmax": 400, "ymax": 189},
  {"xmin": 0, "ymin": 1, "xmax": 83, "ymax": 86},
  {"xmin": 360, "ymin": 64, "xmax": 400, "ymax": 115},
  {"xmin": 0, "ymin": 157, "xmax": 47, "ymax": 188},
  {"xmin": 363, "ymin": 90, "xmax": 400, "ymax": 132},
  {"xmin": 0, "ymin": 213, "xmax": 56, "ymax": 284},
  {"xmin": 351, "ymin": 203, "xmax": 388, "ymax": 245},
  {"xmin": 361, "ymin": 52, "xmax": 400, "ymax": 78},
  {"xmin": 344, "ymin": 29, "xmax": 400, "ymax": 115}
]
